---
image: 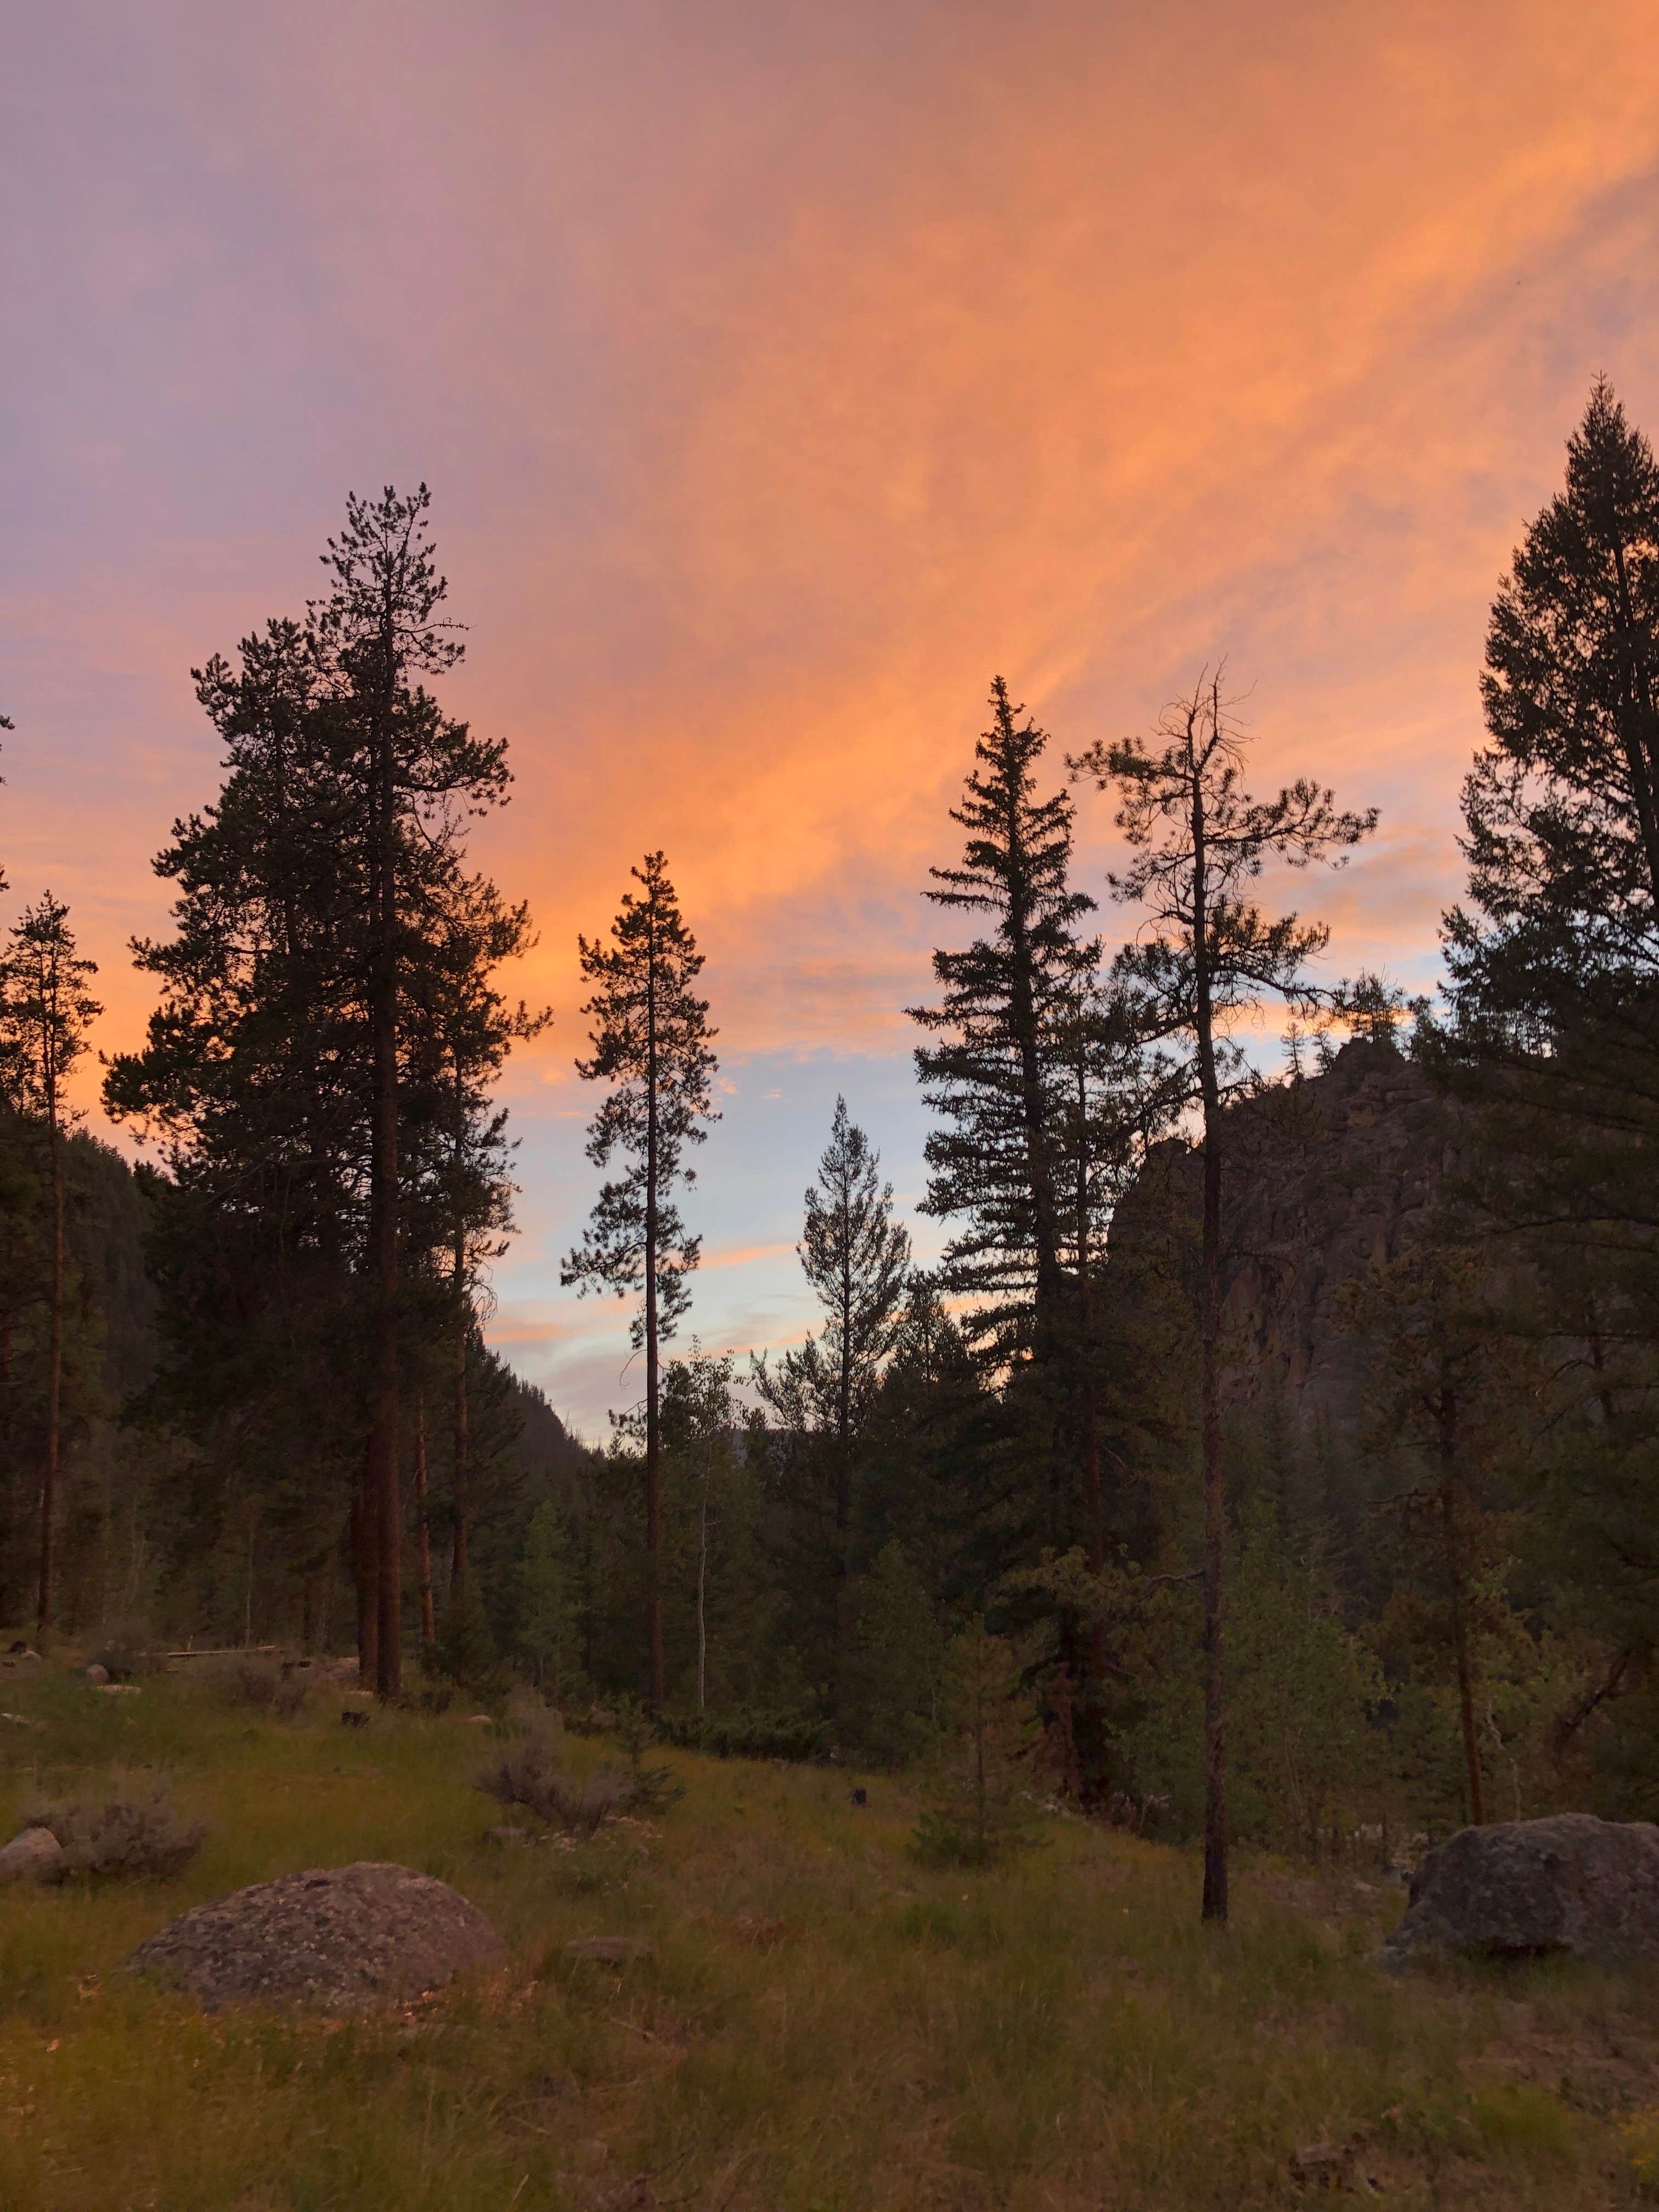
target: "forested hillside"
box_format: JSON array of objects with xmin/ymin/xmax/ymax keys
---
[{"xmin": 4, "ymin": 383, "xmax": 1658, "ymax": 1925}]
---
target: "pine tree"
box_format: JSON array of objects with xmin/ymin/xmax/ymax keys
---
[
  {"xmin": 1447, "ymin": 378, "xmax": 1659, "ymax": 1030},
  {"xmin": 1339, "ymin": 1238, "xmax": 1537, "ymax": 1829},
  {"xmin": 911, "ymin": 679, "xmax": 1094, "ymax": 1370},
  {"xmin": 563, "ymin": 854, "xmax": 718, "ymax": 1707},
  {"xmin": 517, "ymin": 1500, "xmax": 583, "ymax": 1701},
  {"xmin": 1425, "ymin": 385, "xmax": 1659, "ymax": 1734},
  {"xmin": 0, "ymin": 894, "xmax": 101, "ymax": 1636},
  {"xmin": 313, "ymin": 487, "xmax": 510, "ymax": 1699},
  {"xmin": 105, "ymin": 496, "xmax": 533, "ymax": 1688},
  {"xmin": 1071, "ymin": 670, "xmax": 1376, "ymax": 1922},
  {"xmin": 912, "ymin": 1615, "xmax": 1039, "ymax": 1865},
  {"xmin": 752, "ymin": 1097, "xmax": 910, "ymax": 1701}
]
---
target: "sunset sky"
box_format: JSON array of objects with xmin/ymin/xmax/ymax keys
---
[{"xmin": 5, "ymin": 0, "xmax": 1659, "ymax": 1433}]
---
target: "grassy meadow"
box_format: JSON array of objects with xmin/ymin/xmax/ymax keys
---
[{"xmin": 2, "ymin": 1665, "xmax": 1659, "ymax": 2209}]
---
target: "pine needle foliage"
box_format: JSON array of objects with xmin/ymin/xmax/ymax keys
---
[
  {"xmin": 910, "ymin": 679, "xmax": 1094, "ymax": 1369},
  {"xmin": 911, "ymin": 1615, "xmax": 1040, "ymax": 1866}
]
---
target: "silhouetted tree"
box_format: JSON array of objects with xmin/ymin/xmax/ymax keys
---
[
  {"xmin": 753, "ymin": 1097, "xmax": 910, "ymax": 1699},
  {"xmin": 563, "ymin": 853, "xmax": 718, "ymax": 1707},
  {"xmin": 912, "ymin": 680, "xmax": 1094, "ymax": 1372},
  {"xmin": 1073, "ymin": 670, "xmax": 1376, "ymax": 1922},
  {"xmin": 0, "ymin": 893, "xmax": 101, "ymax": 1635},
  {"xmin": 106, "ymin": 495, "xmax": 532, "ymax": 1689}
]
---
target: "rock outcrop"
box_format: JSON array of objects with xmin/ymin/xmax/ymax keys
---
[
  {"xmin": 1114, "ymin": 1040, "xmax": 1460, "ymax": 1436},
  {"xmin": 1379, "ymin": 1813, "xmax": 1659, "ymax": 1966},
  {"xmin": 128, "ymin": 1861, "xmax": 505, "ymax": 2011}
]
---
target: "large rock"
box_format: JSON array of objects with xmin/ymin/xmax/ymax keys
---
[
  {"xmin": 1380, "ymin": 1814, "xmax": 1659, "ymax": 1967},
  {"xmin": 128, "ymin": 1861, "xmax": 505, "ymax": 2011},
  {"xmin": 0, "ymin": 1826, "xmax": 64, "ymax": 1882}
]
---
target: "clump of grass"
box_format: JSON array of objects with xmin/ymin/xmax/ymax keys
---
[{"xmin": 20, "ymin": 1785, "xmax": 206, "ymax": 1881}]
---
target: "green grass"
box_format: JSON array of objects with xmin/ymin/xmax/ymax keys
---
[{"xmin": 1, "ymin": 1666, "xmax": 1658, "ymax": 2209}]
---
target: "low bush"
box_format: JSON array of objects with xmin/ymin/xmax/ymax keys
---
[
  {"xmin": 657, "ymin": 1706, "xmax": 834, "ymax": 1763},
  {"xmin": 21, "ymin": 1787, "xmax": 207, "ymax": 1882},
  {"xmin": 476, "ymin": 1740, "xmax": 630, "ymax": 1836},
  {"xmin": 220, "ymin": 1659, "xmax": 308, "ymax": 1719},
  {"xmin": 88, "ymin": 1620, "xmax": 167, "ymax": 1681}
]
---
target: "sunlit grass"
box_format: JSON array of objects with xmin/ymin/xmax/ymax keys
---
[{"xmin": 0, "ymin": 1668, "xmax": 1656, "ymax": 2207}]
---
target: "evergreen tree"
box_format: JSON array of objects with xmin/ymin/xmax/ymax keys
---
[
  {"xmin": 1425, "ymin": 385, "xmax": 1659, "ymax": 1748},
  {"xmin": 0, "ymin": 894, "xmax": 101, "ymax": 1635},
  {"xmin": 840, "ymin": 1539, "xmax": 940, "ymax": 1766},
  {"xmin": 1447, "ymin": 378, "xmax": 1659, "ymax": 1030},
  {"xmin": 516, "ymin": 1500, "xmax": 583, "ymax": 1700},
  {"xmin": 1071, "ymin": 670, "xmax": 1376, "ymax": 1922},
  {"xmin": 563, "ymin": 853, "xmax": 719, "ymax": 1707},
  {"xmin": 313, "ymin": 487, "xmax": 511, "ymax": 1698},
  {"xmin": 106, "ymin": 494, "xmax": 533, "ymax": 1688},
  {"xmin": 1339, "ymin": 1237, "xmax": 1537, "ymax": 1827},
  {"xmin": 912, "ymin": 1615, "xmax": 1040, "ymax": 1865},
  {"xmin": 911, "ymin": 679, "xmax": 1094, "ymax": 1370},
  {"xmin": 752, "ymin": 1097, "xmax": 909, "ymax": 1703}
]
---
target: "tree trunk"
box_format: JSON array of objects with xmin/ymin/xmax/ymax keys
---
[
  {"xmin": 415, "ymin": 1393, "xmax": 436, "ymax": 1663},
  {"xmin": 368, "ymin": 728, "xmax": 402, "ymax": 1697},
  {"xmin": 644, "ymin": 927, "xmax": 664, "ymax": 1708},
  {"xmin": 353, "ymin": 1440, "xmax": 379, "ymax": 1686},
  {"xmin": 450, "ymin": 1293, "xmax": 470, "ymax": 1596},
  {"xmin": 697, "ymin": 1467, "xmax": 709, "ymax": 1714},
  {"xmin": 1609, "ymin": 540, "xmax": 1659, "ymax": 900},
  {"xmin": 1199, "ymin": 1099, "xmax": 1227, "ymax": 1923},
  {"xmin": 36, "ymin": 1113, "xmax": 63, "ymax": 1640},
  {"xmin": 1193, "ymin": 740, "xmax": 1228, "ymax": 1927},
  {"xmin": 1438, "ymin": 1390, "xmax": 1485, "ymax": 1826}
]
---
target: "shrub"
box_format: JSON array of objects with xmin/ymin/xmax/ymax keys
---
[
  {"xmin": 613, "ymin": 1698, "xmax": 686, "ymax": 1814},
  {"xmin": 476, "ymin": 1740, "xmax": 630, "ymax": 1836},
  {"xmin": 88, "ymin": 1620, "xmax": 166, "ymax": 1681},
  {"xmin": 22, "ymin": 1787, "xmax": 207, "ymax": 1882},
  {"xmin": 657, "ymin": 1707, "xmax": 834, "ymax": 1763},
  {"xmin": 221, "ymin": 1659, "xmax": 308, "ymax": 1719}
]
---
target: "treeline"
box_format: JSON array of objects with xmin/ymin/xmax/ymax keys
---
[{"xmin": 4, "ymin": 384, "xmax": 1658, "ymax": 1923}]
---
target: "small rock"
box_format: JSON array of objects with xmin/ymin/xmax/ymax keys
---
[
  {"xmin": 84, "ymin": 1663, "xmax": 110, "ymax": 1684},
  {"xmin": 564, "ymin": 1936, "xmax": 654, "ymax": 1964},
  {"xmin": 94, "ymin": 1683, "xmax": 141, "ymax": 1696},
  {"xmin": 0, "ymin": 1711, "xmax": 44, "ymax": 1731},
  {"xmin": 485, "ymin": 1825, "xmax": 531, "ymax": 1846},
  {"xmin": 466, "ymin": 1713, "xmax": 494, "ymax": 1726},
  {"xmin": 0, "ymin": 1826, "xmax": 64, "ymax": 1883}
]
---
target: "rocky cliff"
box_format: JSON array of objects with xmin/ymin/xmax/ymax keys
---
[{"xmin": 1116, "ymin": 1040, "xmax": 1460, "ymax": 1435}]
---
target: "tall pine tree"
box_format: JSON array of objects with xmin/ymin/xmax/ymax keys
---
[
  {"xmin": 1072, "ymin": 670, "xmax": 1375, "ymax": 1922},
  {"xmin": 0, "ymin": 894, "xmax": 101, "ymax": 1636},
  {"xmin": 911, "ymin": 679, "xmax": 1094, "ymax": 1372},
  {"xmin": 563, "ymin": 853, "xmax": 718, "ymax": 1708}
]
